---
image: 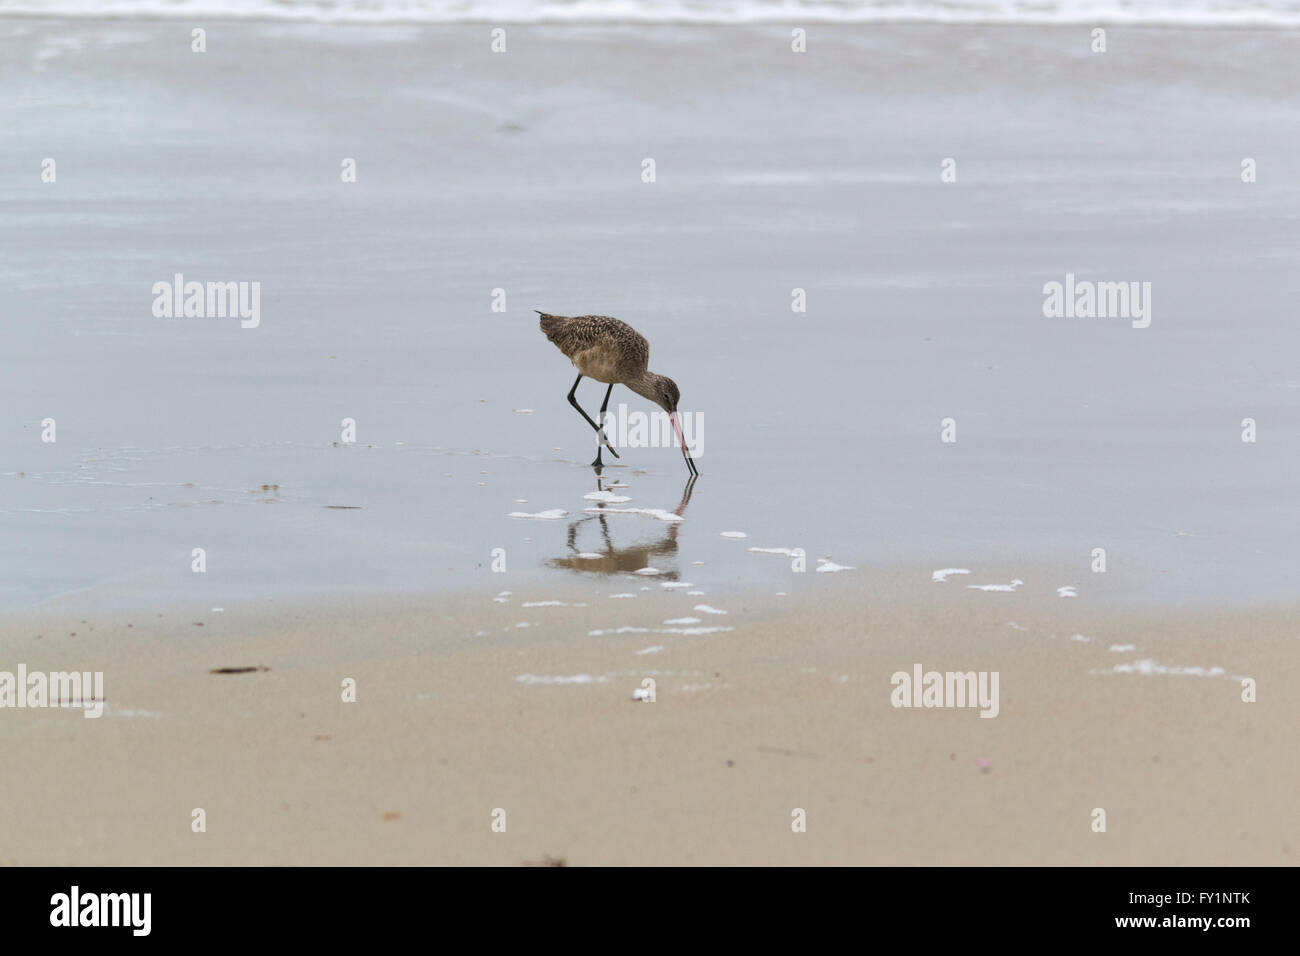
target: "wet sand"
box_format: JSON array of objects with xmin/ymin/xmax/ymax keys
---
[{"xmin": 1, "ymin": 577, "xmax": 1295, "ymax": 865}]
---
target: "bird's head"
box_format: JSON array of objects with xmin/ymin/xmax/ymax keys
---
[
  {"xmin": 636, "ymin": 372, "xmax": 697, "ymax": 476},
  {"xmin": 652, "ymin": 374, "xmax": 681, "ymax": 413}
]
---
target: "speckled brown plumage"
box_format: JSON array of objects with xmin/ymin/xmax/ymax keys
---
[{"xmin": 537, "ymin": 313, "xmax": 650, "ymax": 387}]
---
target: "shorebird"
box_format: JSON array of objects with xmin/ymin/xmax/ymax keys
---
[{"xmin": 537, "ymin": 311, "xmax": 697, "ymax": 476}]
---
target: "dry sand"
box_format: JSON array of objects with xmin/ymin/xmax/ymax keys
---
[{"xmin": 2, "ymin": 574, "xmax": 1295, "ymax": 865}]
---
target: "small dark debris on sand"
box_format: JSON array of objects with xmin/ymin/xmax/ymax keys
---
[
  {"xmin": 209, "ymin": 665, "xmax": 270, "ymax": 675},
  {"xmin": 523, "ymin": 854, "xmax": 567, "ymax": 867},
  {"xmin": 325, "ymin": 505, "xmax": 362, "ymax": 510}
]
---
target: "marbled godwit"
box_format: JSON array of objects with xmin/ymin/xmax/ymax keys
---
[{"xmin": 537, "ymin": 311, "xmax": 697, "ymax": 476}]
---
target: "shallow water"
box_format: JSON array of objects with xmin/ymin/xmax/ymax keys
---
[{"xmin": 3, "ymin": 21, "xmax": 1299, "ymax": 612}]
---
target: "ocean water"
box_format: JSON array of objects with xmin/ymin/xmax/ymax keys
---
[
  {"xmin": 2, "ymin": 0, "xmax": 1300, "ymax": 26},
  {"xmin": 2, "ymin": 19, "xmax": 1299, "ymax": 613}
]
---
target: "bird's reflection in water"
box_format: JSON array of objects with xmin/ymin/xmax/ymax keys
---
[{"xmin": 547, "ymin": 474, "xmax": 697, "ymax": 579}]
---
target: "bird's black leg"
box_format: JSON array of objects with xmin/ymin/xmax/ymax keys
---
[
  {"xmin": 566, "ymin": 374, "xmax": 601, "ymax": 433},
  {"xmin": 590, "ymin": 383, "xmax": 617, "ymax": 469},
  {"xmin": 566, "ymin": 375, "xmax": 620, "ymax": 468}
]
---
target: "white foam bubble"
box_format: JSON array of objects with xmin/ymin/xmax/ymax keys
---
[
  {"xmin": 694, "ymin": 605, "xmax": 727, "ymax": 615},
  {"xmin": 816, "ymin": 559, "xmax": 855, "ymax": 573},
  {"xmin": 932, "ymin": 568, "xmax": 971, "ymax": 583},
  {"xmin": 1108, "ymin": 659, "xmax": 1237, "ymax": 679},
  {"xmin": 589, "ymin": 624, "xmax": 733, "ymax": 636},
  {"xmin": 585, "ymin": 507, "xmax": 682, "ymax": 522},
  {"xmin": 109, "ymin": 707, "xmax": 161, "ymax": 718},
  {"xmin": 515, "ymin": 674, "xmax": 608, "ymax": 685},
  {"xmin": 584, "ymin": 490, "xmax": 632, "ymax": 503},
  {"xmin": 508, "ymin": 508, "xmax": 567, "ymax": 520},
  {"xmin": 968, "ymin": 579, "xmax": 1024, "ymax": 592}
]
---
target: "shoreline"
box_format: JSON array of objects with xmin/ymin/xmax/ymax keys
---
[{"xmin": 12, "ymin": 562, "xmax": 1300, "ymax": 620}]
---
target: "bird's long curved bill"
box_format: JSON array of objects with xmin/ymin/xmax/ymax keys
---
[{"xmin": 669, "ymin": 411, "xmax": 698, "ymax": 476}]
